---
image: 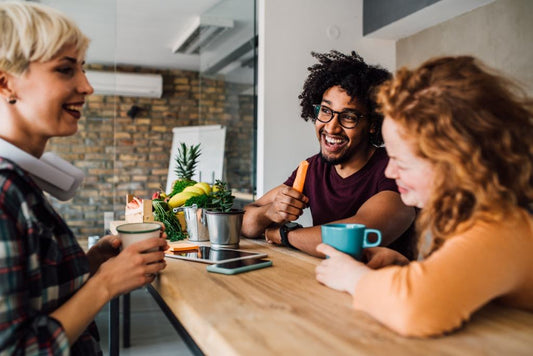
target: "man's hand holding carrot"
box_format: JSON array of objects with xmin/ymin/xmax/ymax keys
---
[
  {"xmin": 241, "ymin": 161, "xmax": 309, "ymax": 239},
  {"xmin": 265, "ymin": 160, "xmax": 309, "ymax": 224},
  {"xmin": 264, "ymin": 185, "xmax": 309, "ymax": 224}
]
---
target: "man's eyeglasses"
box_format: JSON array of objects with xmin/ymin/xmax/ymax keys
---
[{"xmin": 313, "ymin": 104, "xmax": 364, "ymax": 129}]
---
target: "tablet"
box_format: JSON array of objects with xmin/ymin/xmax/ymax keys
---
[{"xmin": 165, "ymin": 245, "xmax": 267, "ymax": 264}]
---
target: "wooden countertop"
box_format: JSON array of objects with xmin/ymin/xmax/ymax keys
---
[{"xmin": 152, "ymin": 239, "xmax": 533, "ymax": 355}]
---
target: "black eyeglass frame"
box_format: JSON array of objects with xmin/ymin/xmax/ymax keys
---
[{"xmin": 312, "ymin": 104, "xmax": 365, "ymax": 129}]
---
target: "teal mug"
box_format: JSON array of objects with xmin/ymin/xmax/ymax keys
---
[{"xmin": 321, "ymin": 223, "xmax": 381, "ymax": 260}]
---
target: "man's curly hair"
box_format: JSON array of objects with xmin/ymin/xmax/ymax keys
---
[{"xmin": 298, "ymin": 50, "xmax": 391, "ymax": 146}]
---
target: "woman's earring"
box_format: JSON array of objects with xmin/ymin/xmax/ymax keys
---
[{"xmin": 7, "ymin": 96, "xmax": 16, "ymax": 104}]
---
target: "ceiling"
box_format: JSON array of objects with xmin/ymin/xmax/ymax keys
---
[{"xmin": 39, "ymin": 0, "xmax": 255, "ymax": 76}]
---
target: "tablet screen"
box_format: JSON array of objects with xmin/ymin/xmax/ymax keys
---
[{"xmin": 165, "ymin": 246, "xmax": 267, "ymax": 264}]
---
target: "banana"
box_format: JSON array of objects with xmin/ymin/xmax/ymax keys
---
[
  {"xmin": 183, "ymin": 186, "xmax": 205, "ymax": 196},
  {"xmin": 168, "ymin": 191, "xmax": 196, "ymax": 208},
  {"xmin": 194, "ymin": 182, "xmax": 212, "ymax": 194},
  {"xmin": 174, "ymin": 211, "xmax": 186, "ymax": 230}
]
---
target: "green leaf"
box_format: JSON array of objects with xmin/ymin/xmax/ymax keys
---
[
  {"xmin": 169, "ymin": 179, "xmax": 196, "ymax": 197},
  {"xmin": 174, "ymin": 142, "xmax": 201, "ymax": 180},
  {"xmin": 184, "ymin": 194, "xmax": 211, "ymax": 208},
  {"xmin": 209, "ymin": 179, "xmax": 235, "ymax": 212},
  {"xmin": 152, "ymin": 199, "xmax": 186, "ymax": 241}
]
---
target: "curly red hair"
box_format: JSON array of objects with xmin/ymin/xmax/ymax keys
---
[{"xmin": 377, "ymin": 56, "xmax": 533, "ymax": 255}]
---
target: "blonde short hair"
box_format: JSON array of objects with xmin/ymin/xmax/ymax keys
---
[{"xmin": 0, "ymin": 1, "xmax": 90, "ymax": 75}]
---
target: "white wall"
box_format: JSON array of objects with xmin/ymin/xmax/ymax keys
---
[
  {"xmin": 257, "ymin": 0, "xmax": 395, "ymax": 197},
  {"xmin": 396, "ymin": 0, "xmax": 533, "ymax": 94}
]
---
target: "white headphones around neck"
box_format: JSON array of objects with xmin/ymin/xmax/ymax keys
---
[{"xmin": 0, "ymin": 138, "xmax": 84, "ymax": 201}]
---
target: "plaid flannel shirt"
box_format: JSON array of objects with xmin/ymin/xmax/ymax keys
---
[{"xmin": 0, "ymin": 157, "xmax": 101, "ymax": 355}]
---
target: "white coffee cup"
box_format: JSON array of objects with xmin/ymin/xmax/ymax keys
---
[{"xmin": 116, "ymin": 222, "xmax": 162, "ymax": 252}]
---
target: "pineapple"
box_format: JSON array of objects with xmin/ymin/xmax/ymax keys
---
[
  {"xmin": 174, "ymin": 142, "xmax": 201, "ymax": 180},
  {"xmin": 169, "ymin": 143, "xmax": 201, "ymax": 197}
]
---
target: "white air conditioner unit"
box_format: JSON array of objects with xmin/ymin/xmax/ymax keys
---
[
  {"xmin": 85, "ymin": 70, "xmax": 163, "ymax": 98},
  {"xmin": 172, "ymin": 16, "xmax": 234, "ymax": 55}
]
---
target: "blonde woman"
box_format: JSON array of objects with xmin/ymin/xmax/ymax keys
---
[
  {"xmin": 0, "ymin": 2, "xmax": 167, "ymax": 354},
  {"xmin": 316, "ymin": 56, "xmax": 533, "ymax": 337}
]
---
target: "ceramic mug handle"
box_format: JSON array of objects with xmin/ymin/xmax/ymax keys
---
[{"xmin": 363, "ymin": 229, "xmax": 381, "ymax": 248}]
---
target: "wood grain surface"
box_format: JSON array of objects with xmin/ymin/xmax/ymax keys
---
[{"xmin": 152, "ymin": 239, "xmax": 533, "ymax": 355}]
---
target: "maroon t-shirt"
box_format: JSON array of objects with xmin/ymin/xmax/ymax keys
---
[
  {"xmin": 284, "ymin": 147, "xmax": 397, "ymax": 226},
  {"xmin": 284, "ymin": 147, "xmax": 416, "ymax": 259}
]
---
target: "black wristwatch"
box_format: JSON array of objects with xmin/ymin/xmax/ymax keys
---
[{"xmin": 279, "ymin": 222, "xmax": 302, "ymax": 248}]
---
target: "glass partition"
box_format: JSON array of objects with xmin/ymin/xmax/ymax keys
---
[
  {"xmin": 44, "ymin": 0, "xmax": 118, "ymax": 239},
  {"xmin": 198, "ymin": 0, "xmax": 257, "ymax": 205},
  {"xmin": 40, "ymin": 0, "xmax": 256, "ymax": 239}
]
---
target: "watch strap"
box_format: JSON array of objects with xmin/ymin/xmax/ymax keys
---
[{"xmin": 280, "ymin": 222, "xmax": 302, "ymax": 248}]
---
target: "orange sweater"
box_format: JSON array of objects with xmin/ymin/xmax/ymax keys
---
[{"xmin": 353, "ymin": 208, "xmax": 533, "ymax": 337}]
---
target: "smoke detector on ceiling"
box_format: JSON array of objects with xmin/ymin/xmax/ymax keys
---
[{"xmin": 172, "ymin": 16, "xmax": 234, "ymax": 55}]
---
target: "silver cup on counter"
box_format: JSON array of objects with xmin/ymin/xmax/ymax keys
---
[
  {"xmin": 174, "ymin": 205, "xmax": 210, "ymax": 242},
  {"xmin": 205, "ymin": 209, "xmax": 244, "ymax": 249}
]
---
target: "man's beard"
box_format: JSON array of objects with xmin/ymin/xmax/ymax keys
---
[
  {"xmin": 318, "ymin": 128, "xmax": 352, "ymax": 165},
  {"xmin": 319, "ymin": 149, "xmax": 350, "ymax": 165}
]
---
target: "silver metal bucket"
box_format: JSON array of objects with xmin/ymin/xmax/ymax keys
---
[
  {"xmin": 205, "ymin": 209, "xmax": 244, "ymax": 249},
  {"xmin": 174, "ymin": 205, "xmax": 209, "ymax": 242}
]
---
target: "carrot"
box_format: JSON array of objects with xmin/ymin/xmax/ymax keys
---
[
  {"xmin": 170, "ymin": 245, "xmax": 199, "ymax": 252},
  {"xmin": 292, "ymin": 160, "xmax": 309, "ymax": 193}
]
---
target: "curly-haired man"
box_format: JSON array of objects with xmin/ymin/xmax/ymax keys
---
[{"xmin": 242, "ymin": 50, "xmax": 416, "ymax": 259}]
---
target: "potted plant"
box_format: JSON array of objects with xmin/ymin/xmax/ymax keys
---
[
  {"xmin": 153, "ymin": 142, "xmax": 208, "ymax": 241},
  {"xmin": 204, "ymin": 180, "xmax": 244, "ymax": 249},
  {"xmin": 176, "ymin": 192, "xmax": 211, "ymax": 242}
]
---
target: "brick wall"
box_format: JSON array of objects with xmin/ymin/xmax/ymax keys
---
[
  {"xmin": 47, "ymin": 65, "xmax": 255, "ymax": 238},
  {"xmin": 199, "ymin": 78, "xmax": 255, "ymax": 190}
]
